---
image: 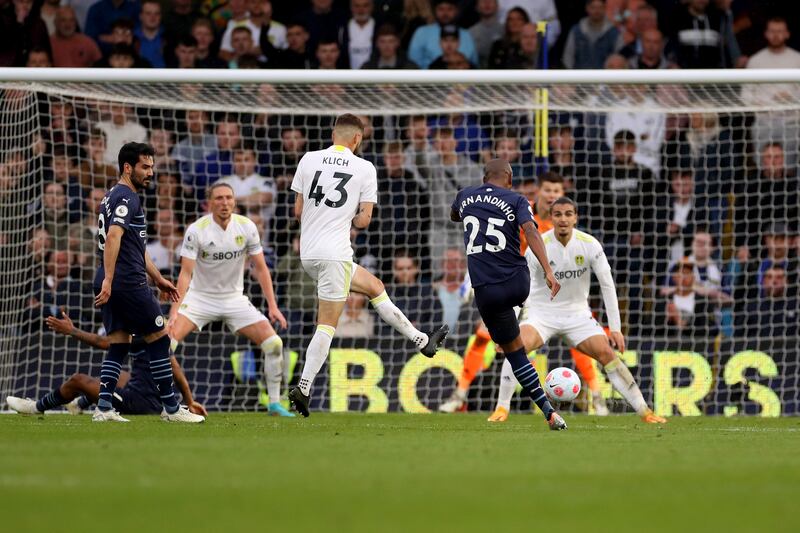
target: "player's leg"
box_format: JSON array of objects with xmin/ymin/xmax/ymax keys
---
[
  {"xmin": 573, "ymin": 334, "xmax": 666, "ymax": 424},
  {"xmin": 6, "ymin": 372, "xmax": 99, "ymax": 414},
  {"xmin": 439, "ymin": 323, "xmax": 492, "ymax": 413},
  {"xmin": 489, "ymin": 324, "xmax": 545, "ymax": 422},
  {"xmin": 350, "ymin": 264, "xmax": 448, "ymax": 357},
  {"xmin": 167, "ymin": 312, "xmax": 199, "ymax": 349},
  {"xmin": 236, "ymin": 318, "xmax": 293, "ymax": 417}
]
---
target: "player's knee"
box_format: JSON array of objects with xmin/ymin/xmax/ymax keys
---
[
  {"xmin": 596, "ymin": 345, "xmax": 615, "ymax": 365},
  {"xmin": 66, "ymin": 373, "xmax": 92, "ymax": 391},
  {"xmin": 370, "ymin": 278, "xmax": 385, "ymax": 299}
]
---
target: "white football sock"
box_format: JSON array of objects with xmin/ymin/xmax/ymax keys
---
[
  {"xmin": 260, "ymin": 335, "xmax": 283, "ymax": 402},
  {"xmin": 604, "ymin": 357, "xmax": 648, "ymax": 415},
  {"xmin": 370, "ymin": 291, "xmax": 428, "ymax": 349},
  {"xmin": 496, "ymin": 358, "xmax": 518, "ymax": 411},
  {"xmin": 299, "ymin": 325, "xmax": 335, "ymax": 396}
]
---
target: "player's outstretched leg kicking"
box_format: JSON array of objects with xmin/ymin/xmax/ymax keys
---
[
  {"xmin": 489, "ymin": 198, "xmax": 666, "ymax": 424},
  {"xmin": 286, "ymin": 114, "xmax": 448, "ymax": 416},
  {"xmin": 451, "ymin": 158, "xmax": 566, "ymax": 430}
]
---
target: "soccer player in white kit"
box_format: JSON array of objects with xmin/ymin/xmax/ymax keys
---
[
  {"xmin": 287, "ymin": 114, "xmax": 449, "ymax": 417},
  {"xmin": 168, "ymin": 182, "xmax": 293, "ymax": 417},
  {"xmin": 491, "ymin": 197, "xmax": 667, "ymax": 424}
]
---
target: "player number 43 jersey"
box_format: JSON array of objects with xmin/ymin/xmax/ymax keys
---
[{"xmin": 291, "ymin": 145, "xmax": 378, "ymax": 261}]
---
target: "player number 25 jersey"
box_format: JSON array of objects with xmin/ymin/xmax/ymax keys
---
[
  {"xmin": 181, "ymin": 214, "xmax": 262, "ymax": 295},
  {"xmin": 291, "ymin": 145, "xmax": 378, "ymax": 261}
]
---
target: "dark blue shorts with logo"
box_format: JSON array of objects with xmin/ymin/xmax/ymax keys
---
[
  {"xmin": 473, "ymin": 269, "xmax": 531, "ymax": 345},
  {"xmin": 95, "ymin": 286, "xmax": 165, "ymax": 336}
]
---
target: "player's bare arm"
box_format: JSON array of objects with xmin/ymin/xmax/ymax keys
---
[
  {"xmin": 522, "ymin": 221, "xmax": 560, "ymax": 299},
  {"xmin": 170, "ymin": 256, "xmax": 196, "ymax": 321},
  {"xmin": 352, "ymin": 201, "xmax": 374, "ymax": 229},
  {"xmin": 144, "ymin": 249, "xmax": 179, "ymax": 303},
  {"xmin": 249, "ymin": 252, "xmax": 288, "ymax": 330},
  {"xmin": 95, "ymin": 224, "xmax": 124, "ymax": 307},
  {"xmin": 46, "ymin": 308, "xmax": 110, "ymax": 350},
  {"xmin": 294, "ymin": 193, "xmax": 304, "ymax": 222}
]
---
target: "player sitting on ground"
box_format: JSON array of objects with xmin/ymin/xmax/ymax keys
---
[
  {"xmin": 489, "ymin": 198, "xmax": 667, "ymax": 424},
  {"xmin": 451, "ymin": 158, "xmax": 567, "ymax": 430},
  {"xmin": 439, "ymin": 173, "xmax": 607, "ymax": 415},
  {"xmin": 287, "ymin": 113, "xmax": 449, "ymax": 417},
  {"xmin": 168, "ymin": 182, "xmax": 293, "ymax": 417},
  {"xmin": 6, "ymin": 311, "xmax": 207, "ymax": 417},
  {"xmin": 93, "ymin": 142, "xmax": 203, "ymax": 423}
]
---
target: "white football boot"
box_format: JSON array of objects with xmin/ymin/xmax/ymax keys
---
[
  {"xmin": 92, "ymin": 409, "xmax": 130, "ymax": 422},
  {"xmin": 160, "ymin": 406, "xmax": 205, "ymax": 423},
  {"xmin": 6, "ymin": 396, "xmax": 41, "ymax": 414}
]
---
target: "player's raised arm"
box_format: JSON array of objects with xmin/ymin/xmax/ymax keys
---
[
  {"xmin": 45, "ymin": 308, "xmax": 110, "ymax": 350},
  {"xmin": 591, "ymin": 241, "xmax": 624, "ymax": 352},
  {"xmin": 522, "ymin": 220, "xmax": 560, "ymax": 299},
  {"xmin": 95, "ymin": 224, "xmax": 124, "ymax": 307}
]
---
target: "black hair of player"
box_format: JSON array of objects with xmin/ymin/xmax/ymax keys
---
[
  {"xmin": 538, "ymin": 171, "xmax": 564, "ymax": 186},
  {"xmin": 551, "ymin": 196, "xmax": 577, "ymax": 212},
  {"xmin": 118, "ymin": 142, "xmax": 155, "ymax": 175}
]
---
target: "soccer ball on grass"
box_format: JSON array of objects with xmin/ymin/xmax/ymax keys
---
[{"xmin": 544, "ymin": 367, "xmax": 581, "ymax": 402}]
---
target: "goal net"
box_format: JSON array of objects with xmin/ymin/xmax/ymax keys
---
[{"xmin": 0, "ymin": 70, "xmax": 797, "ymax": 417}]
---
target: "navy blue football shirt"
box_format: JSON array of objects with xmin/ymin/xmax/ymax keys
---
[
  {"xmin": 94, "ymin": 184, "xmax": 148, "ymax": 291},
  {"xmin": 452, "ymin": 183, "xmax": 535, "ymax": 287}
]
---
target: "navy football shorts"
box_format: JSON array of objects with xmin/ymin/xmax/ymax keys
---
[
  {"xmin": 473, "ymin": 270, "xmax": 531, "ymax": 345},
  {"xmin": 95, "ymin": 286, "xmax": 165, "ymax": 336},
  {"xmin": 111, "ymin": 386, "xmax": 162, "ymax": 415}
]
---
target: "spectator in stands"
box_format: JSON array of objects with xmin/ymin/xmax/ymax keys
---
[
  {"xmin": 253, "ymin": 0, "xmax": 287, "ymax": 52},
  {"xmin": 397, "ymin": 0, "xmax": 434, "ymax": 49},
  {"xmin": 548, "ymin": 123, "xmax": 581, "ymax": 193},
  {"xmin": 77, "ymin": 128, "xmax": 118, "ymax": 188},
  {"xmin": 191, "ymin": 17, "xmax": 226, "ymax": 68},
  {"xmin": 68, "ymin": 187, "xmax": 104, "ymax": 276},
  {"xmin": 408, "ymin": 0, "xmax": 478, "ymax": 69},
  {"xmin": 219, "ymin": 144, "xmax": 276, "ymax": 238},
  {"xmin": 487, "ymin": 6, "xmax": 529, "ymax": 69},
  {"xmin": 747, "ymin": 17, "xmax": 800, "ymax": 68},
  {"xmin": 171, "ymin": 35, "xmax": 199, "ymax": 68},
  {"xmin": 264, "ymin": 21, "xmax": 312, "ymax": 68},
  {"xmin": 337, "ymin": 293, "xmax": 375, "ymax": 338},
  {"xmin": 148, "ymin": 125, "xmax": 175, "ymax": 168},
  {"xmin": 492, "ymin": 132, "xmax": 529, "ymax": 181},
  {"xmin": 134, "ymin": 0, "xmax": 165, "ymax": 68},
  {"xmin": 469, "ymin": 0, "xmax": 503, "ymax": 68},
  {"xmin": 374, "ymin": 140, "xmax": 429, "ymax": 275},
  {"xmin": 48, "ymin": 148, "xmax": 85, "ymax": 216},
  {"xmin": 28, "ymin": 249, "xmax": 93, "ymax": 326},
  {"xmin": 657, "ymin": 257, "xmax": 719, "ymax": 339},
  {"xmin": 516, "ymin": 176, "xmax": 537, "ymax": 204},
  {"xmin": 499, "ymin": 21, "xmax": 539, "ymax": 69},
  {"xmin": 670, "ymin": 0, "xmax": 734, "ymax": 69},
  {"xmin": 227, "ymin": 26, "xmax": 257, "ymax": 68},
  {"xmin": 619, "ymin": 3, "xmax": 658, "ymax": 59},
  {"xmin": 688, "ymin": 230, "xmax": 724, "ymax": 295},
  {"xmin": 654, "ymin": 170, "xmax": 705, "ymax": 268},
  {"xmin": 362, "ymin": 23, "xmax": 418, "ymax": 69},
  {"xmin": 40, "ymin": 0, "xmax": 60, "ymax": 35},
  {"xmin": 735, "ymin": 143, "xmax": 799, "ymax": 257},
  {"xmin": 163, "ymin": 0, "xmax": 199, "ymax": 54},
  {"xmin": 387, "ymin": 251, "xmax": 442, "ymax": 333},
  {"xmin": 50, "ymin": 6, "xmax": 102, "ymax": 68},
  {"xmin": 40, "ymin": 182, "xmax": 80, "ymax": 249},
  {"xmin": 27, "ymin": 228, "xmax": 52, "ymax": 280},
  {"xmin": 62, "ymin": 0, "xmax": 95, "ymax": 32},
  {"xmin": 0, "ymin": 0, "xmax": 52, "ymax": 66},
  {"xmin": 402, "ymin": 114, "xmax": 432, "ymax": 183},
  {"xmin": 218, "ymin": 0, "xmax": 254, "ymax": 62},
  {"xmin": 298, "ymin": 0, "xmax": 348, "ymax": 54},
  {"xmin": 26, "ymin": 47, "xmax": 53, "ymax": 67},
  {"xmin": 434, "ymin": 247, "xmax": 465, "ymax": 332},
  {"xmin": 146, "ymin": 208, "xmax": 181, "ymax": 274},
  {"xmin": 757, "ymin": 224, "xmax": 798, "ymax": 289},
  {"xmin": 276, "ymin": 234, "xmax": 316, "ymax": 337},
  {"xmin": 741, "ymin": 265, "xmax": 799, "ymax": 338},
  {"xmin": 342, "ymin": 0, "xmax": 376, "ymax": 70},
  {"xmin": 96, "ymin": 103, "xmax": 147, "ymax": 165},
  {"xmin": 173, "ymin": 109, "xmax": 218, "ymax": 185},
  {"xmin": 628, "ymin": 28, "xmax": 668, "ymax": 69},
  {"xmin": 105, "ymin": 43, "xmax": 141, "ymax": 68},
  {"xmin": 85, "ymin": 0, "xmax": 142, "ymax": 52},
  {"xmin": 93, "ymin": 19, "xmax": 152, "ymax": 67},
  {"xmin": 497, "ymin": 0, "xmax": 560, "ymax": 44},
  {"xmin": 562, "ymin": 0, "xmax": 623, "ymax": 69},
  {"xmin": 314, "ymin": 38, "xmax": 342, "ymax": 69},
  {"xmin": 152, "ymin": 171, "xmax": 197, "ymax": 226},
  {"xmin": 430, "ymin": 24, "xmax": 468, "ymax": 69},
  {"xmin": 417, "ymin": 126, "xmax": 481, "ymax": 273},
  {"xmin": 429, "ymin": 92, "xmax": 491, "ymax": 163},
  {"xmin": 191, "ymin": 116, "xmax": 241, "ymax": 198}
]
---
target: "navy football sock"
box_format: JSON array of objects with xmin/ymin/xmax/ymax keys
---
[
  {"xmin": 36, "ymin": 388, "xmax": 67, "ymax": 412},
  {"xmin": 77, "ymin": 395, "xmax": 92, "ymax": 409},
  {"xmin": 504, "ymin": 347, "xmax": 555, "ymax": 420},
  {"xmin": 147, "ymin": 336, "xmax": 179, "ymax": 414},
  {"xmin": 97, "ymin": 343, "xmax": 130, "ymax": 411}
]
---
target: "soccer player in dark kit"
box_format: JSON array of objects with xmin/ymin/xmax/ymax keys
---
[
  {"xmin": 451, "ymin": 158, "xmax": 567, "ymax": 430},
  {"xmin": 92, "ymin": 142, "xmax": 204, "ymax": 423}
]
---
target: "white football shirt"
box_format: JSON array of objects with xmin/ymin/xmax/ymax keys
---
[
  {"xmin": 526, "ymin": 228, "xmax": 622, "ymax": 331},
  {"xmin": 180, "ymin": 214, "xmax": 262, "ymax": 296},
  {"xmin": 291, "ymin": 145, "xmax": 378, "ymax": 261}
]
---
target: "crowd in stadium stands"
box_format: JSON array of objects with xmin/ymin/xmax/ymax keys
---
[{"xmin": 2, "ymin": 0, "xmax": 799, "ymax": 346}]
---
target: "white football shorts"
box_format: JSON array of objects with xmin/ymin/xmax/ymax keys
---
[
  {"xmin": 519, "ymin": 305, "xmax": 605, "ymax": 347},
  {"xmin": 178, "ymin": 291, "xmax": 266, "ymax": 332},
  {"xmin": 301, "ymin": 259, "xmax": 358, "ymax": 302}
]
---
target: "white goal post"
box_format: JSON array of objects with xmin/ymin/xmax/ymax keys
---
[{"xmin": 0, "ymin": 68, "xmax": 798, "ymax": 417}]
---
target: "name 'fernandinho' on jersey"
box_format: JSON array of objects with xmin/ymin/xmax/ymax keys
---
[
  {"xmin": 456, "ymin": 192, "xmax": 519, "ymax": 222},
  {"xmin": 291, "ymin": 144, "xmax": 378, "ymax": 261}
]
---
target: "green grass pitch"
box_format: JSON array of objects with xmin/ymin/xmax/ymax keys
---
[{"xmin": 1, "ymin": 413, "xmax": 798, "ymax": 532}]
